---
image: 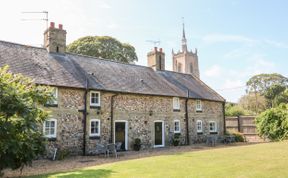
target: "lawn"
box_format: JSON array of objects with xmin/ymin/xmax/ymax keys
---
[{"xmin": 28, "ymin": 141, "xmax": 288, "ymax": 178}]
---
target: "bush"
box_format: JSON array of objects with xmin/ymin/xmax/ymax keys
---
[
  {"xmin": 256, "ymin": 104, "xmax": 288, "ymax": 141},
  {"xmin": 172, "ymin": 133, "xmax": 181, "ymax": 146},
  {"xmin": 133, "ymin": 138, "xmax": 141, "ymax": 151},
  {"xmin": 231, "ymin": 132, "xmax": 245, "ymax": 142}
]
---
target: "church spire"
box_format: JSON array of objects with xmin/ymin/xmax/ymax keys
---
[{"xmin": 181, "ymin": 18, "xmax": 187, "ymax": 52}]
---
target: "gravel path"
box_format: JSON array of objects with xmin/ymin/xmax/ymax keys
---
[{"xmin": 4, "ymin": 143, "xmax": 250, "ymax": 178}]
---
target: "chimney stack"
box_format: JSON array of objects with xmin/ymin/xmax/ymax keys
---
[
  {"xmin": 44, "ymin": 22, "xmax": 67, "ymax": 53},
  {"xmin": 147, "ymin": 47, "xmax": 165, "ymax": 71}
]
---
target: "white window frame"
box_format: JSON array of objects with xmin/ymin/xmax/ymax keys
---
[
  {"xmin": 209, "ymin": 121, "xmax": 217, "ymax": 133},
  {"xmin": 174, "ymin": 120, "xmax": 181, "ymax": 133},
  {"xmin": 196, "ymin": 100, "xmax": 202, "ymax": 111},
  {"xmin": 43, "ymin": 118, "xmax": 57, "ymax": 138},
  {"xmin": 173, "ymin": 97, "xmax": 180, "ymax": 110},
  {"xmin": 196, "ymin": 120, "xmax": 203, "ymax": 133},
  {"xmin": 90, "ymin": 91, "xmax": 100, "ymax": 107},
  {"xmin": 90, "ymin": 119, "xmax": 101, "ymax": 136}
]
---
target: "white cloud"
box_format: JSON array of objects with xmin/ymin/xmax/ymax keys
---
[
  {"xmin": 202, "ymin": 33, "xmax": 255, "ymax": 45},
  {"xmin": 204, "ymin": 65, "xmax": 222, "ymax": 77},
  {"xmin": 263, "ymin": 39, "xmax": 288, "ymax": 49},
  {"xmin": 96, "ymin": 1, "xmax": 112, "ymax": 9}
]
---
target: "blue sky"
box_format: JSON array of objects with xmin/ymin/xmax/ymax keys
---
[{"xmin": 0, "ymin": 0, "xmax": 287, "ymax": 102}]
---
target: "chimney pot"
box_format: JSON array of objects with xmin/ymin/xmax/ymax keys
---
[
  {"xmin": 154, "ymin": 47, "xmax": 158, "ymax": 52},
  {"xmin": 59, "ymin": 24, "xmax": 63, "ymax": 30},
  {"xmin": 50, "ymin": 22, "xmax": 55, "ymax": 28}
]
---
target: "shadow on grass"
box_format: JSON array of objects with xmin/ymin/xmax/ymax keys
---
[{"xmin": 28, "ymin": 169, "xmax": 114, "ymax": 178}]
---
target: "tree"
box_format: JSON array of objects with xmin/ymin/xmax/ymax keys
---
[
  {"xmin": 0, "ymin": 66, "xmax": 52, "ymax": 176},
  {"xmin": 256, "ymin": 104, "xmax": 288, "ymax": 141},
  {"xmin": 238, "ymin": 93, "xmax": 267, "ymax": 114},
  {"xmin": 264, "ymin": 84, "xmax": 287, "ymax": 107},
  {"xmin": 225, "ymin": 103, "xmax": 252, "ymax": 116},
  {"xmin": 246, "ymin": 73, "xmax": 288, "ymax": 112},
  {"xmin": 67, "ymin": 36, "xmax": 138, "ymax": 63}
]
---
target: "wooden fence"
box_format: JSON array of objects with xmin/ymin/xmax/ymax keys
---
[{"xmin": 225, "ymin": 116, "xmax": 265, "ymax": 142}]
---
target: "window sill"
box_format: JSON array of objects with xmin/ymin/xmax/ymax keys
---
[
  {"xmin": 89, "ymin": 136, "xmax": 100, "ymax": 140},
  {"xmin": 174, "ymin": 131, "xmax": 181, "ymax": 134},
  {"xmin": 209, "ymin": 132, "xmax": 218, "ymax": 135},
  {"xmin": 90, "ymin": 105, "xmax": 101, "ymax": 109},
  {"xmin": 173, "ymin": 109, "xmax": 180, "ymax": 112},
  {"xmin": 197, "ymin": 132, "xmax": 203, "ymax": 135},
  {"xmin": 44, "ymin": 104, "xmax": 58, "ymax": 107},
  {"xmin": 45, "ymin": 137, "xmax": 57, "ymax": 141}
]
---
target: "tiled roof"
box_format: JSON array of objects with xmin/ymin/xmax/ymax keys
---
[{"xmin": 0, "ymin": 40, "xmax": 224, "ymax": 102}]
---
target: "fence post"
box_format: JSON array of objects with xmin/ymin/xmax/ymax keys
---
[{"xmin": 237, "ymin": 116, "xmax": 241, "ymax": 132}]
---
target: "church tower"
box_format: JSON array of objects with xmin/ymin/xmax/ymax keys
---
[{"xmin": 172, "ymin": 23, "xmax": 200, "ymax": 78}]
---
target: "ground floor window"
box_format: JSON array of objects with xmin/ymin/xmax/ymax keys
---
[
  {"xmin": 174, "ymin": 120, "xmax": 181, "ymax": 133},
  {"xmin": 43, "ymin": 119, "xmax": 57, "ymax": 138},
  {"xmin": 209, "ymin": 121, "xmax": 217, "ymax": 133},
  {"xmin": 196, "ymin": 120, "xmax": 203, "ymax": 133},
  {"xmin": 90, "ymin": 119, "xmax": 100, "ymax": 136}
]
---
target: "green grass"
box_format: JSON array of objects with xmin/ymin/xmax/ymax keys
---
[{"xmin": 29, "ymin": 141, "xmax": 288, "ymax": 178}]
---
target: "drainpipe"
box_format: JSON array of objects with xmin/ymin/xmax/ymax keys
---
[
  {"xmin": 223, "ymin": 101, "xmax": 226, "ymax": 134},
  {"xmin": 110, "ymin": 94, "xmax": 118, "ymax": 143},
  {"xmin": 185, "ymin": 90, "xmax": 190, "ymax": 145},
  {"xmin": 82, "ymin": 75, "xmax": 89, "ymax": 156}
]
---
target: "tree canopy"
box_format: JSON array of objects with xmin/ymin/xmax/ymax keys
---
[
  {"xmin": 67, "ymin": 36, "xmax": 138, "ymax": 63},
  {"xmin": 0, "ymin": 66, "xmax": 52, "ymax": 175}
]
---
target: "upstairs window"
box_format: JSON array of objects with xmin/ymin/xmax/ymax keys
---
[
  {"xmin": 90, "ymin": 91, "xmax": 100, "ymax": 107},
  {"xmin": 47, "ymin": 87, "xmax": 58, "ymax": 105},
  {"xmin": 43, "ymin": 119, "xmax": 57, "ymax": 138},
  {"xmin": 173, "ymin": 97, "xmax": 180, "ymax": 110},
  {"xmin": 196, "ymin": 120, "xmax": 203, "ymax": 133},
  {"xmin": 209, "ymin": 121, "xmax": 217, "ymax": 133},
  {"xmin": 174, "ymin": 120, "xmax": 181, "ymax": 133},
  {"xmin": 90, "ymin": 119, "xmax": 100, "ymax": 136},
  {"xmin": 196, "ymin": 100, "xmax": 202, "ymax": 111}
]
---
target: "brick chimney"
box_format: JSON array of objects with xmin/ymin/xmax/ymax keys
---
[
  {"xmin": 147, "ymin": 47, "xmax": 165, "ymax": 71},
  {"xmin": 44, "ymin": 22, "xmax": 67, "ymax": 53}
]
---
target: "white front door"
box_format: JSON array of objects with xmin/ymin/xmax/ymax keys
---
[{"xmin": 154, "ymin": 121, "xmax": 165, "ymax": 147}]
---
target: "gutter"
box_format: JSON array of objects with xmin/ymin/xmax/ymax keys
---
[
  {"xmin": 82, "ymin": 74, "xmax": 89, "ymax": 156},
  {"xmin": 110, "ymin": 94, "xmax": 118, "ymax": 143},
  {"xmin": 223, "ymin": 101, "xmax": 226, "ymax": 134},
  {"xmin": 185, "ymin": 90, "xmax": 190, "ymax": 145}
]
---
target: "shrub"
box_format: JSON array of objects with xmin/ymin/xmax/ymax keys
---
[
  {"xmin": 133, "ymin": 138, "xmax": 141, "ymax": 151},
  {"xmin": 256, "ymin": 104, "xmax": 288, "ymax": 141},
  {"xmin": 231, "ymin": 132, "xmax": 245, "ymax": 142},
  {"xmin": 172, "ymin": 133, "xmax": 181, "ymax": 146}
]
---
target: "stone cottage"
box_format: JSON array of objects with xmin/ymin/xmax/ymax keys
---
[{"xmin": 0, "ymin": 22, "xmax": 225, "ymax": 155}]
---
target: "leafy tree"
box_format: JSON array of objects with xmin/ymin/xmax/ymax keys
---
[
  {"xmin": 238, "ymin": 93, "xmax": 267, "ymax": 114},
  {"xmin": 246, "ymin": 73, "xmax": 288, "ymax": 112},
  {"xmin": 264, "ymin": 84, "xmax": 287, "ymax": 107},
  {"xmin": 0, "ymin": 66, "xmax": 52, "ymax": 176},
  {"xmin": 256, "ymin": 104, "xmax": 288, "ymax": 141},
  {"xmin": 225, "ymin": 103, "xmax": 252, "ymax": 116},
  {"xmin": 67, "ymin": 36, "xmax": 138, "ymax": 63}
]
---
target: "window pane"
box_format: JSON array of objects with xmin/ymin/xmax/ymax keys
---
[
  {"xmin": 45, "ymin": 121, "xmax": 50, "ymax": 127},
  {"xmin": 50, "ymin": 128, "xmax": 55, "ymax": 135},
  {"xmin": 50, "ymin": 121, "xmax": 55, "ymax": 127},
  {"xmin": 45, "ymin": 128, "xmax": 49, "ymax": 135}
]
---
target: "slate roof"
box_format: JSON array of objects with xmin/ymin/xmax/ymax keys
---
[{"xmin": 0, "ymin": 40, "xmax": 225, "ymax": 102}]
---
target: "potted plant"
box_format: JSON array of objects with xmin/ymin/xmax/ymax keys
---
[
  {"xmin": 133, "ymin": 138, "xmax": 141, "ymax": 151},
  {"xmin": 172, "ymin": 133, "xmax": 181, "ymax": 146}
]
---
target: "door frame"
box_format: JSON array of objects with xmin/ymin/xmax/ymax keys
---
[
  {"xmin": 154, "ymin": 120, "xmax": 165, "ymax": 148},
  {"xmin": 114, "ymin": 120, "xmax": 128, "ymax": 150}
]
